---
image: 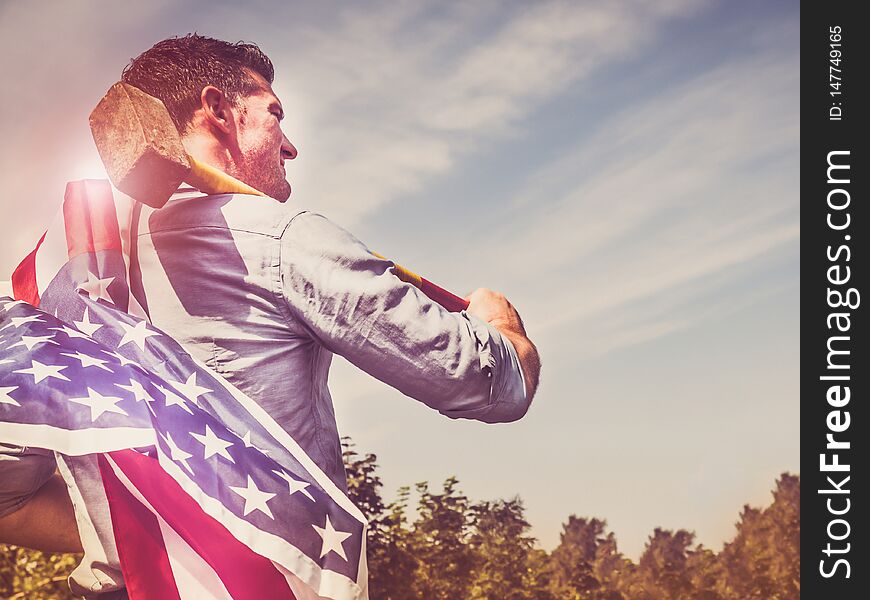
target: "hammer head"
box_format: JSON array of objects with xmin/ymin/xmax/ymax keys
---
[{"xmin": 89, "ymin": 82, "xmax": 190, "ymax": 208}]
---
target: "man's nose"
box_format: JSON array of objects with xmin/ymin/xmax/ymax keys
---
[{"xmin": 281, "ymin": 135, "xmax": 298, "ymax": 160}]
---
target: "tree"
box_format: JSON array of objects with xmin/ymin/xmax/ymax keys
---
[
  {"xmin": 716, "ymin": 473, "xmax": 800, "ymax": 600},
  {"xmin": 371, "ymin": 487, "xmax": 418, "ymax": 600},
  {"xmin": 467, "ymin": 497, "xmax": 550, "ymax": 600},
  {"xmin": 547, "ymin": 516, "xmax": 609, "ymax": 598},
  {"xmin": 591, "ymin": 531, "xmax": 633, "ymax": 600},
  {"xmin": 635, "ymin": 528, "xmax": 696, "ymax": 599},
  {"xmin": 410, "ymin": 477, "xmax": 474, "ymax": 599},
  {"xmin": 342, "ymin": 437, "xmax": 385, "ymax": 522}
]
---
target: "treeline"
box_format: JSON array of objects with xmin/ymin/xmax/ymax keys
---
[
  {"xmin": 0, "ymin": 440, "xmax": 799, "ymax": 599},
  {"xmin": 342, "ymin": 439, "xmax": 800, "ymax": 600}
]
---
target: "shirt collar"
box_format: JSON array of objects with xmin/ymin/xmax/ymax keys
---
[{"xmin": 169, "ymin": 185, "xmax": 208, "ymax": 203}]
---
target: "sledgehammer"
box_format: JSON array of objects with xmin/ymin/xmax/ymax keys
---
[
  {"xmin": 89, "ymin": 82, "xmax": 262, "ymax": 209},
  {"xmin": 88, "ymin": 82, "xmax": 470, "ymax": 312}
]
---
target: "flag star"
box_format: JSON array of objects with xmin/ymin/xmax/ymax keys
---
[
  {"xmin": 0, "ymin": 454, "xmax": 21, "ymax": 462},
  {"xmin": 0, "ymin": 359, "xmax": 13, "ymax": 366},
  {"xmin": 0, "ymin": 300, "xmax": 26, "ymax": 310},
  {"xmin": 61, "ymin": 351, "xmax": 112, "ymax": 372},
  {"xmin": 272, "ymin": 469, "xmax": 314, "ymax": 502},
  {"xmin": 162, "ymin": 432, "xmax": 194, "ymax": 475},
  {"xmin": 116, "ymin": 379, "xmax": 152, "ymax": 402},
  {"xmin": 50, "ymin": 324, "xmax": 92, "ymax": 340},
  {"xmin": 229, "ymin": 476, "xmax": 276, "ymax": 519},
  {"xmin": 0, "ymin": 386, "xmax": 20, "ymax": 407},
  {"xmin": 102, "ymin": 349, "xmax": 140, "ymax": 369},
  {"xmin": 68, "ymin": 387, "xmax": 128, "ymax": 421},
  {"xmin": 8, "ymin": 334, "xmax": 59, "ymax": 351},
  {"xmin": 118, "ymin": 320, "xmax": 159, "ymax": 351},
  {"xmin": 155, "ymin": 384, "xmax": 193, "ymax": 414},
  {"xmin": 241, "ymin": 431, "xmax": 270, "ymax": 456},
  {"xmin": 74, "ymin": 308, "xmax": 103, "ymax": 337},
  {"xmin": 14, "ymin": 360, "xmax": 70, "ymax": 383},
  {"xmin": 190, "ymin": 425, "xmax": 235, "ymax": 462},
  {"xmin": 78, "ymin": 272, "xmax": 115, "ymax": 303},
  {"xmin": 312, "ymin": 516, "xmax": 353, "ymax": 561},
  {"xmin": 169, "ymin": 373, "xmax": 212, "ymax": 405},
  {"xmin": 1, "ymin": 314, "xmax": 43, "ymax": 330}
]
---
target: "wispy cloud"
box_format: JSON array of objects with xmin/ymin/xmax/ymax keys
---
[
  {"xmin": 261, "ymin": 0, "xmax": 706, "ymax": 224},
  {"xmin": 446, "ymin": 48, "xmax": 800, "ymax": 358}
]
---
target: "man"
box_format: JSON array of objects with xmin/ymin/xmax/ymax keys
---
[{"xmin": 0, "ymin": 34, "xmax": 540, "ymax": 595}]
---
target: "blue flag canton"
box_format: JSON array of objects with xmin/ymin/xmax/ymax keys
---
[{"xmin": 0, "ymin": 297, "xmax": 151, "ymax": 430}]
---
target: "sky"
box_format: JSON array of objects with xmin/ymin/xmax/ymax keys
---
[{"xmin": 0, "ymin": 0, "xmax": 799, "ymax": 559}]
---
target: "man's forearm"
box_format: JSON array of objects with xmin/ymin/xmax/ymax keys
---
[{"xmin": 0, "ymin": 473, "xmax": 83, "ymax": 553}]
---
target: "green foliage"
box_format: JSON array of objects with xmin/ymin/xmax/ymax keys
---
[
  {"xmin": 1, "ymin": 449, "xmax": 800, "ymax": 600},
  {"xmin": 0, "ymin": 544, "xmax": 79, "ymax": 599},
  {"xmin": 467, "ymin": 498, "xmax": 546, "ymax": 600},
  {"xmin": 714, "ymin": 474, "xmax": 800, "ymax": 600},
  {"xmin": 410, "ymin": 477, "xmax": 475, "ymax": 599}
]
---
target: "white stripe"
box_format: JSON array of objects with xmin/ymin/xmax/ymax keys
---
[
  {"xmin": 271, "ymin": 561, "xmax": 332, "ymax": 600},
  {"xmin": 34, "ymin": 205, "xmax": 69, "ymax": 296},
  {"xmin": 55, "ymin": 454, "xmax": 119, "ymax": 591},
  {"xmin": 0, "ymin": 423, "xmax": 154, "ymax": 455},
  {"xmin": 158, "ymin": 518, "xmax": 234, "ymax": 600},
  {"xmin": 112, "ymin": 188, "xmax": 148, "ymax": 320}
]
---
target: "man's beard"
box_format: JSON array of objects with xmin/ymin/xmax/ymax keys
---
[{"xmin": 230, "ymin": 145, "xmax": 292, "ymax": 201}]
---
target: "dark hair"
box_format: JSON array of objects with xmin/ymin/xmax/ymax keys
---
[{"xmin": 121, "ymin": 33, "xmax": 275, "ymax": 132}]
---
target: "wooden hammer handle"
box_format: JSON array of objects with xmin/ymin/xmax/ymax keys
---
[
  {"xmin": 185, "ymin": 155, "xmax": 266, "ymax": 197},
  {"xmin": 181, "ymin": 162, "xmax": 469, "ymax": 313},
  {"xmin": 373, "ymin": 252, "xmax": 471, "ymax": 313}
]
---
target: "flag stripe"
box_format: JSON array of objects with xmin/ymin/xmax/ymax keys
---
[
  {"xmin": 109, "ymin": 449, "xmax": 297, "ymax": 600},
  {"xmin": 11, "ymin": 231, "xmax": 45, "ymax": 306},
  {"xmin": 126, "ymin": 202, "xmax": 151, "ymax": 319},
  {"xmin": 100, "ymin": 453, "xmax": 183, "ymax": 600},
  {"xmin": 158, "ymin": 518, "xmax": 235, "ymax": 600},
  {"xmin": 63, "ymin": 180, "xmax": 123, "ymax": 259},
  {"xmin": 34, "ymin": 206, "xmax": 72, "ymax": 298}
]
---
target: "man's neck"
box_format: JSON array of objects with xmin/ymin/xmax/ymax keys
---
[{"xmin": 182, "ymin": 132, "xmax": 232, "ymax": 175}]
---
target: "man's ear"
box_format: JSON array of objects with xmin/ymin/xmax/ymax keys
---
[{"xmin": 200, "ymin": 85, "xmax": 234, "ymax": 136}]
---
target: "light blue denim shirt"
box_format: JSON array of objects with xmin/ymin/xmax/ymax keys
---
[{"xmin": 134, "ymin": 190, "xmax": 529, "ymax": 490}]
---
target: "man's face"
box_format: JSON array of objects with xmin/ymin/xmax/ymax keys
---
[{"xmin": 229, "ymin": 74, "xmax": 297, "ymax": 201}]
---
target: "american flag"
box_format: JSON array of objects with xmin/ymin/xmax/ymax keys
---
[{"xmin": 0, "ymin": 180, "xmax": 368, "ymax": 600}]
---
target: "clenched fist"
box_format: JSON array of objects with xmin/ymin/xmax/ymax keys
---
[{"xmin": 464, "ymin": 287, "xmax": 541, "ymax": 401}]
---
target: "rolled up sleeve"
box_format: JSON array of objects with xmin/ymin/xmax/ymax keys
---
[
  {"xmin": 0, "ymin": 445, "xmax": 56, "ymax": 518},
  {"xmin": 277, "ymin": 211, "xmax": 529, "ymax": 423}
]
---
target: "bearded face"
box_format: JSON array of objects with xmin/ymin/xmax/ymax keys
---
[{"xmin": 228, "ymin": 79, "xmax": 296, "ymax": 201}]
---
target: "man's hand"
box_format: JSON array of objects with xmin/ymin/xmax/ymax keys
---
[{"xmin": 464, "ymin": 288, "xmax": 541, "ymax": 401}]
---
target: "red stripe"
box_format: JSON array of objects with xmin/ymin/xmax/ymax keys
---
[
  {"xmin": 63, "ymin": 179, "xmax": 122, "ymax": 259},
  {"xmin": 11, "ymin": 231, "xmax": 46, "ymax": 306},
  {"xmin": 99, "ymin": 454, "xmax": 182, "ymax": 600},
  {"xmin": 108, "ymin": 449, "xmax": 297, "ymax": 600}
]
